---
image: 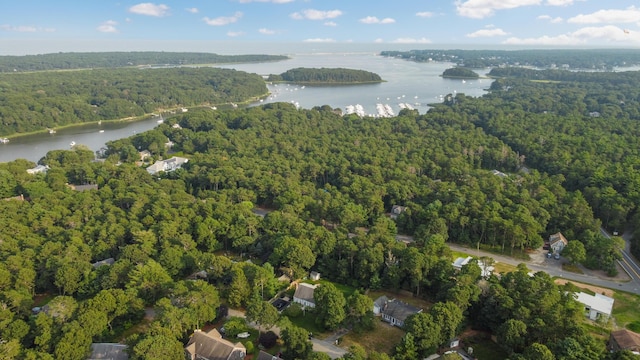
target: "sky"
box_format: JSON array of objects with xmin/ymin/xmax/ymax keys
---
[{"xmin": 2, "ymin": 0, "xmax": 640, "ymax": 54}]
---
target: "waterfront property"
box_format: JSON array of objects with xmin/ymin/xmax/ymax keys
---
[{"xmin": 146, "ymin": 156, "xmax": 189, "ymax": 175}]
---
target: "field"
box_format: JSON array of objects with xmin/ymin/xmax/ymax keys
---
[{"xmin": 340, "ymin": 319, "xmax": 406, "ymax": 355}]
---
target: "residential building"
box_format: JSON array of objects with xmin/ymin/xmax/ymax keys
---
[
  {"xmin": 293, "ymin": 283, "xmax": 317, "ymax": 308},
  {"xmin": 390, "ymin": 205, "xmax": 407, "ymax": 219},
  {"xmin": 26, "ymin": 164, "xmax": 49, "ymax": 174},
  {"xmin": 67, "ymin": 184, "xmax": 99, "ymax": 192},
  {"xmin": 139, "ymin": 150, "xmax": 151, "ymax": 161},
  {"xmin": 146, "ymin": 156, "xmax": 189, "ymax": 175},
  {"xmin": 574, "ymin": 292, "xmax": 614, "ymax": 320},
  {"xmin": 256, "ymin": 351, "xmax": 283, "ymax": 360},
  {"xmin": 185, "ymin": 328, "xmax": 246, "ymax": 360},
  {"xmin": 91, "ymin": 258, "xmax": 115, "ymax": 268},
  {"xmin": 609, "ymin": 329, "xmax": 640, "ymax": 354},
  {"xmin": 373, "ymin": 296, "xmax": 422, "ymax": 328},
  {"xmin": 88, "ymin": 343, "xmax": 128, "ymax": 360},
  {"xmin": 309, "ymin": 271, "xmax": 321, "ymax": 281},
  {"xmin": 549, "ymin": 232, "xmax": 568, "ymax": 254}
]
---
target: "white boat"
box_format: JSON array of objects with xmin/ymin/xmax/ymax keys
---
[
  {"xmin": 0, "ymin": 138, "xmax": 9, "ymax": 144},
  {"xmin": 157, "ymin": 119, "xmax": 164, "ymax": 124},
  {"xmin": 48, "ymin": 129, "xmax": 56, "ymax": 134},
  {"xmin": 99, "ymin": 130, "xmax": 105, "ymax": 133},
  {"xmin": 70, "ymin": 141, "xmax": 76, "ymax": 147}
]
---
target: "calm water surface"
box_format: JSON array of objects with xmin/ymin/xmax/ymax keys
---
[{"xmin": 0, "ymin": 52, "xmax": 492, "ymax": 163}]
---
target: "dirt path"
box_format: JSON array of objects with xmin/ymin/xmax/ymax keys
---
[{"xmin": 554, "ymin": 279, "xmax": 615, "ymax": 297}]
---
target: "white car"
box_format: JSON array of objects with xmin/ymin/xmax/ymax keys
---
[{"xmin": 237, "ymin": 332, "xmax": 250, "ymax": 338}]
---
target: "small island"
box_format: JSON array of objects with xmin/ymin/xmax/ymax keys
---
[
  {"xmin": 267, "ymin": 67, "xmax": 383, "ymax": 85},
  {"xmin": 442, "ymin": 67, "xmax": 480, "ymax": 79}
]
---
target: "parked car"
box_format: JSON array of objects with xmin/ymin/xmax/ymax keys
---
[
  {"xmin": 554, "ymin": 253, "xmax": 560, "ymax": 260},
  {"xmin": 547, "ymin": 252, "xmax": 552, "ymax": 259}
]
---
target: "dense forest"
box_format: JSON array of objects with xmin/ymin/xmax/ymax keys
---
[
  {"xmin": 267, "ymin": 67, "xmax": 383, "ymax": 84},
  {"xmin": 0, "ymin": 67, "xmax": 267, "ymax": 136},
  {"xmin": 442, "ymin": 67, "xmax": 480, "ymax": 79},
  {"xmin": 0, "ymin": 52, "xmax": 288, "ymax": 72},
  {"xmin": 0, "ymin": 101, "xmax": 630, "ymax": 359},
  {"xmin": 381, "ymin": 48, "xmax": 640, "ymax": 69},
  {"xmin": 2, "ymin": 50, "xmax": 640, "ymax": 359}
]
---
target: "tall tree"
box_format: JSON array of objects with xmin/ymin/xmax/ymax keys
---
[{"xmin": 313, "ymin": 283, "xmax": 346, "ymax": 331}]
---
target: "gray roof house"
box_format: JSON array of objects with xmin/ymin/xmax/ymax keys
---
[
  {"xmin": 293, "ymin": 283, "xmax": 317, "ymax": 308},
  {"xmin": 146, "ymin": 156, "xmax": 189, "ymax": 175},
  {"xmin": 549, "ymin": 232, "xmax": 568, "ymax": 254},
  {"xmin": 88, "ymin": 343, "xmax": 129, "ymax": 360},
  {"xmin": 373, "ymin": 296, "xmax": 422, "ymax": 328},
  {"xmin": 185, "ymin": 328, "xmax": 246, "ymax": 360},
  {"xmin": 574, "ymin": 292, "xmax": 614, "ymax": 321}
]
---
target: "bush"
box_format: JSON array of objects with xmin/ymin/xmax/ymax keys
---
[
  {"xmin": 283, "ymin": 302, "xmax": 303, "ymax": 318},
  {"xmin": 223, "ymin": 317, "xmax": 249, "ymax": 338},
  {"xmin": 245, "ymin": 341, "xmax": 255, "ymax": 353},
  {"xmin": 259, "ymin": 331, "xmax": 279, "ymax": 349}
]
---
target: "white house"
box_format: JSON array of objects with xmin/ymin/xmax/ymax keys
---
[
  {"xmin": 549, "ymin": 232, "xmax": 568, "ymax": 254},
  {"xmin": 293, "ymin": 283, "xmax": 317, "ymax": 308},
  {"xmin": 452, "ymin": 256, "xmax": 494, "ymax": 278},
  {"xmin": 574, "ymin": 292, "xmax": 614, "ymax": 320},
  {"xmin": 26, "ymin": 165, "xmax": 49, "ymax": 175},
  {"xmin": 146, "ymin": 156, "xmax": 189, "ymax": 175}
]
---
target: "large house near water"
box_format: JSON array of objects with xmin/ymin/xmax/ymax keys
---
[{"xmin": 146, "ymin": 156, "xmax": 189, "ymax": 175}]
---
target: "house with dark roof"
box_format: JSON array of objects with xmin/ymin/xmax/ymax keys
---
[
  {"xmin": 609, "ymin": 329, "xmax": 640, "ymax": 354},
  {"xmin": 293, "ymin": 283, "xmax": 317, "ymax": 308},
  {"xmin": 548, "ymin": 232, "xmax": 568, "ymax": 254},
  {"xmin": 372, "ymin": 296, "xmax": 422, "ymax": 328},
  {"xmin": 185, "ymin": 328, "xmax": 246, "ymax": 360}
]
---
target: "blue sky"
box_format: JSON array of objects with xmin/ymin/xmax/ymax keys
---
[{"xmin": 2, "ymin": 1, "xmax": 640, "ymax": 54}]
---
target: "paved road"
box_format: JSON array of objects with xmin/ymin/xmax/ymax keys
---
[{"xmin": 445, "ymin": 242, "xmax": 640, "ymax": 295}]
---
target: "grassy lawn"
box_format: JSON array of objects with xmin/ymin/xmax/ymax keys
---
[
  {"xmin": 304, "ymin": 279, "xmax": 357, "ymax": 299},
  {"xmin": 340, "ymin": 319, "xmax": 405, "ymax": 355},
  {"xmin": 478, "ymin": 243, "xmax": 530, "ymax": 261},
  {"xmin": 612, "ymin": 290, "xmax": 640, "ymax": 330},
  {"xmin": 562, "ymin": 263, "xmax": 584, "ymax": 274},
  {"xmin": 463, "ymin": 336, "xmax": 508, "ymax": 360},
  {"xmin": 283, "ymin": 311, "xmax": 329, "ymax": 339}
]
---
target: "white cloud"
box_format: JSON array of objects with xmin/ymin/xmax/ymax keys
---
[
  {"xmin": 239, "ymin": 0, "xmax": 294, "ymax": 3},
  {"xmin": 504, "ymin": 25, "xmax": 640, "ymax": 45},
  {"xmin": 374, "ymin": 38, "xmax": 384, "ymax": 43},
  {"xmin": 259, "ymin": 28, "xmax": 276, "ymax": 35},
  {"xmin": 227, "ymin": 31, "xmax": 244, "ymax": 37},
  {"xmin": 546, "ymin": 0, "xmax": 580, "ymax": 6},
  {"xmin": 186, "ymin": 8, "xmax": 199, "ymax": 14},
  {"xmin": 303, "ymin": 38, "xmax": 336, "ymax": 43},
  {"xmin": 466, "ymin": 28, "xmax": 507, "ymax": 38},
  {"xmin": 0, "ymin": 24, "xmax": 37, "ymax": 32},
  {"xmin": 97, "ymin": 20, "xmax": 119, "ymax": 33},
  {"xmin": 416, "ymin": 11, "xmax": 434, "ymax": 18},
  {"xmin": 538, "ymin": 14, "xmax": 563, "ymax": 23},
  {"xmin": 324, "ymin": 21, "xmax": 337, "ymax": 27},
  {"xmin": 128, "ymin": 3, "xmax": 170, "ymax": 17},
  {"xmin": 568, "ymin": 6, "xmax": 640, "ymax": 24},
  {"xmin": 290, "ymin": 9, "xmax": 342, "ymax": 20},
  {"xmin": 455, "ymin": 0, "xmax": 541, "ymax": 19},
  {"xmin": 203, "ymin": 12, "xmax": 243, "ymax": 26},
  {"xmin": 392, "ymin": 37, "xmax": 432, "ymax": 44},
  {"xmin": 359, "ymin": 16, "xmax": 395, "ymax": 24}
]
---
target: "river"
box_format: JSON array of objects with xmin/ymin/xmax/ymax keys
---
[{"xmin": 0, "ymin": 52, "xmax": 492, "ymax": 163}]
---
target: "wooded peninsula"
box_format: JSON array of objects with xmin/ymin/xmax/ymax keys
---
[
  {"xmin": 0, "ymin": 50, "xmax": 640, "ymax": 360},
  {"xmin": 267, "ymin": 67, "xmax": 383, "ymax": 85}
]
